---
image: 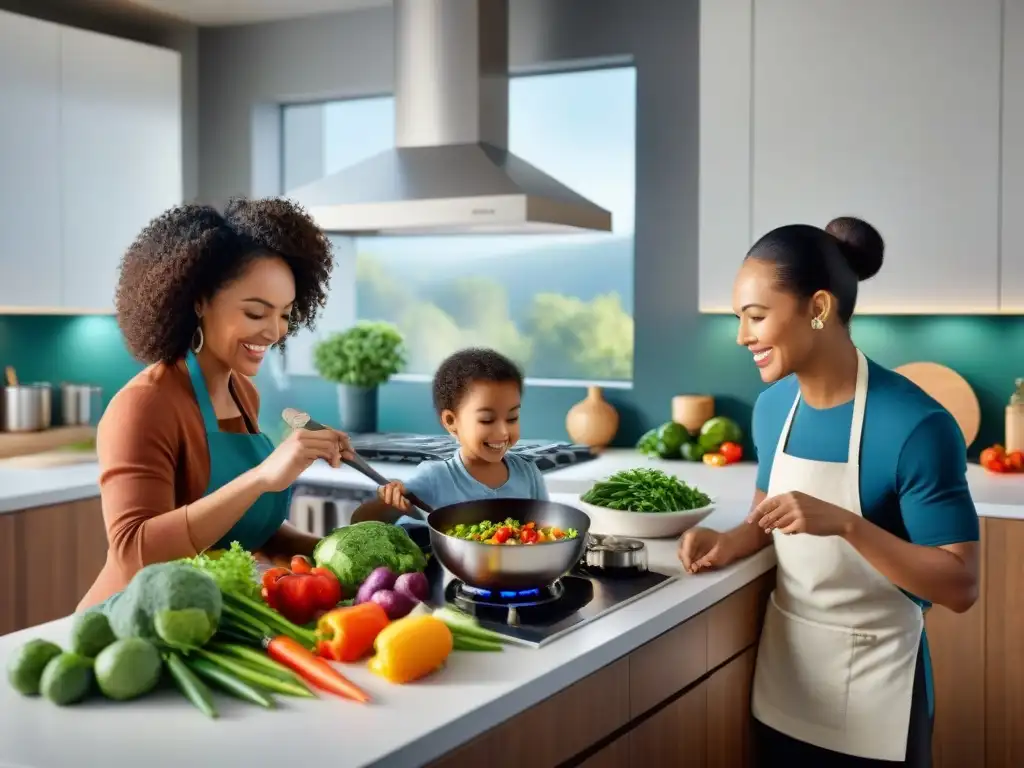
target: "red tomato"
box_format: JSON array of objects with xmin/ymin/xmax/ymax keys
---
[
  {"xmin": 520, "ymin": 528, "xmax": 539, "ymax": 544},
  {"xmin": 494, "ymin": 527, "xmax": 512, "ymax": 544},
  {"xmin": 1005, "ymin": 451, "xmax": 1024, "ymax": 472},
  {"xmin": 981, "ymin": 445, "xmax": 1008, "ymax": 473},
  {"xmin": 719, "ymin": 442, "xmax": 743, "ymax": 464}
]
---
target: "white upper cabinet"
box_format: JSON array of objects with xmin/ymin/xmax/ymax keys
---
[
  {"xmin": 700, "ymin": 0, "xmax": 1004, "ymax": 314},
  {"xmin": 698, "ymin": 0, "xmax": 753, "ymax": 312},
  {"xmin": 0, "ymin": 11, "xmax": 62, "ymax": 309},
  {"xmin": 60, "ymin": 26, "xmax": 182, "ymax": 312},
  {"xmin": 1002, "ymin": 0, "xmax": 1024, "ymax": 312}
]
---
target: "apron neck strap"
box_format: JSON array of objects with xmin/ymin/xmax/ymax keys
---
[
  {"xmin": 774, "ymin": 348, "xmax": 870, "ymax": 466},
  {"xmin": 846, "ymin": 349, "xmax": 869, "ymax": 466},
  {"xmin": 185, "ymin": 351, "xmax": 221, "ymax": 432}
]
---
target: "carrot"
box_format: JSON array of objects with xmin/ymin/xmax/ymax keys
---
[{"xmin": 264, "ymin": 635, "xmax": 371, "ymax": 703}]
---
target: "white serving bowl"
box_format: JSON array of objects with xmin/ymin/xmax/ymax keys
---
[{"xmin": 576, "ymin": 499, "xmax": 716, "ymax": 539}]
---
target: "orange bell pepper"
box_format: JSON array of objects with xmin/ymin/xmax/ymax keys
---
[{"xmin": 316, "ymin": 603, "xmax": 390, "ymax": 663}]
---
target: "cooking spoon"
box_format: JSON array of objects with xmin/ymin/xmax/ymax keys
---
[{"xmin": 281, "ymin": 408, "xmax": 433, "ymax": 520}]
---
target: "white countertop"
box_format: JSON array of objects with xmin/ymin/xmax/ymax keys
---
[
  {"xmin": 0, "ymin": 498, "xmax": 775, "ymax": 768},
  {"xmin": 2, "ymin": 447, "xmax": 1022, "ymax": 516}
]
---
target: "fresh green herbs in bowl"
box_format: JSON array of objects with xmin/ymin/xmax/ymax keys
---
[
  {"xmin": 581, "ymin": 468, "xmax": 711, "ymax": 512},
  {"xmin": 578, "ymin": 468, "xmax": 714, "ymax": 538}
]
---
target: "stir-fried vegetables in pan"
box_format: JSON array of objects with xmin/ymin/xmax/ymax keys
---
[{"xmin": 444, "ymin": 518, "xmax": 579, "ymax": 546}]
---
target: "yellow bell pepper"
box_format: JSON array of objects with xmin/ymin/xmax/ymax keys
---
[{"xmin": 368, "ymin": 615, "xmax": 453, "ymax": 684}]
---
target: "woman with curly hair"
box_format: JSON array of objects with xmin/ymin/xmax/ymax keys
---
[{"xmin": 78, "ymin": 197, "xmax": 353, "ymax": 610}]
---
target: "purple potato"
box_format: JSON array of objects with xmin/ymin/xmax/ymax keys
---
[
  {"xmin": 355, "ymin": 566, "xmax": 397, "ymax": 604},
  {"xmin": 394, "ymin": 571, "xmax": 429, "ymax": 603},
  {"xmin": 370, "ymin": 589, "xmax": 416, "ymax": 620}
]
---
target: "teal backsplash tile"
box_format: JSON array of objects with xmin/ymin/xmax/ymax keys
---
[{"xmin": 2, "ymin": 313, "xmax": 1021, "ymax": 459}]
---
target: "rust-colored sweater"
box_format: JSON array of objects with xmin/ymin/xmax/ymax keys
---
[{"xmin": 78, "ymin": 360, "xmax": 261, "ymax": 610}]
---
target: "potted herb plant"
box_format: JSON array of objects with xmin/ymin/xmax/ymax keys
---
[{"xmin": 312, "ymin": 321, "xmax": 407, "ymax": 434}]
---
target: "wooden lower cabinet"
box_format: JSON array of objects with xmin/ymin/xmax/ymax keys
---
[
  {"xmin": 0, "ymin": 514, "xmax": 17, "ymax": 636},
  {"xmin": 430, "ymin": 574, "xmax": 771, "ymax": 768},
  {"xmin": 0, "ymin": 497, "xmax": 107, "ymax": 636},
  {"xmin": 926, "ymin": 515, "xmax": 1024, "ymax": 768},
  {"xmin": 984, "ymin": 517, "xmax": 1024, "ymax": 768}
]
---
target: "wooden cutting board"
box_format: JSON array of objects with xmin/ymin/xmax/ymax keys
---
[{"xmin": 893, "ymin": 362, "xmax": 981, "ymax": 448}]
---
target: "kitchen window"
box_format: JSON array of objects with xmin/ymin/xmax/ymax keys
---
[{"xmin": 282, "ymin": 66, "xmax": 636, "ymax": 385}]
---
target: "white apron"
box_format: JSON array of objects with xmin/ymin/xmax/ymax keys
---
[{"xmin": 751, "ymin": 350, "xmax": 924, "ymax": 761}]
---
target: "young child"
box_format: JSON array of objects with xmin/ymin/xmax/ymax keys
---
[{"xmin": 368, "ymin": 347, "xmax": 548, "ymax": 521}]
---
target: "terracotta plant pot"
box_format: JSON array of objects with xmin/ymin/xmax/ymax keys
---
[{"xmin": 566, "ymin": 386, "xmax": 619, "ymax": 449}]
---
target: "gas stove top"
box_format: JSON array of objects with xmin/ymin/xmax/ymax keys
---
[
  {"xmin": 349, "ymin": 433, "xmax": 598, "ymax": 473},
  {"xmin": 429, "ymin": 566, "xmax": 676, "ymax": 648}
]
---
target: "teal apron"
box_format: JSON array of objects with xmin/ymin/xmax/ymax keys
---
[{"xmin": 185, "ymin": 351, "xmax": 292, "ymax": 552}]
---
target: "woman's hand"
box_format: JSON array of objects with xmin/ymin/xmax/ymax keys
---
[
  {"xmin": 678, "ymin": 527, "xmax": 738, "ymax": 573},
  {"xmin": 377, "ymin": 481, "xmax": 412, "ymax": 513},
  {"xmin": 748, "ymin": 491, "xmax": 857, "ymax": 537},
  {"xmin": 256, "ymin": 427, "xmax": 353, "ymax": 493}
]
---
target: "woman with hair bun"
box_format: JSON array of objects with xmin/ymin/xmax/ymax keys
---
[
  {"xmin": 78, "ymin": 197, "xmax": 354, "ymax": 610},
  {"xmin": 680, "ymin": 217, "xmax": 979, "ymax": 765}
]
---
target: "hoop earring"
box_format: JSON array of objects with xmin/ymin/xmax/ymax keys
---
[
  {"xmin": 811, "ymin": 316, "xmax": 825, "ymax": 330},
  {"xmin": 191, "ymin": 325, "xmax": 204, "ymax": 353}
]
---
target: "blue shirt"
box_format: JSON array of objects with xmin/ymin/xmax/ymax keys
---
[
  {"xmin": 752, "ymin": 356, "xmax": 980, "ymax": 715},
  {"xmin": 395, "ymin": 452, "xmax": 549, "ymax": 528}
]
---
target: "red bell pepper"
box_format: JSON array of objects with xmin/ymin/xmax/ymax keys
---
[
  {"xmin": 315, "ymin": 603, "xmax": 390, "ymax": 663},
  {"xmin": 260, "ymin": 563, "xmax": 344, "ymax": 625}
]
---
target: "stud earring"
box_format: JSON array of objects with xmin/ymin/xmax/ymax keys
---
[{"xmin": 811, "ymin": 317, "xmax": 824, "ymax": 330}]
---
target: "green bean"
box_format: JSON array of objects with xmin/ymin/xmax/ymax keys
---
[
  {"xmin": 186, "ymin": 656, "xmax": 276, "ymax": 709},
  {"xmin": 195, "ymin": 649, "xmax": 314, "ymax": 698},
  {"xmin": 206, "ymin": 643, "xmax": 304, "ymax": 684},
  {"xmin": 165, "ymin": 652, "xmax": 218, "ymax": 719}
]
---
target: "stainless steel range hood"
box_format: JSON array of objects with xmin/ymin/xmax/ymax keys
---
[{"xmin": 287, "ymin": 0, "xmax": 613, "ymax": 236}]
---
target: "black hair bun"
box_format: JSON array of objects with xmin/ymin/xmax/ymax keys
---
[{"xmin": 825, "ymin": 216, "xmax": 884, "ymax": 281}]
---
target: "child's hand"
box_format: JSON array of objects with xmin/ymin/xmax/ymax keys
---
[{"xmin": 377, "ymin": 481, "xmax": 412, "ymax": 512}]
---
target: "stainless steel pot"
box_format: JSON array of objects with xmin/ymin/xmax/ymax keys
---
[
  {"xmin": 583, "ymin": 533, "xmax": 648, "ymax": 573},
  {"xmin": 3, "ymin": 383, "xmax": 52, "ymax": 432},
  {"xmin": 61, "ymin": 383, "xmax": 103, "ymax": 426},
  {"xmin": 426, "ymin": 499, "xmax": 591, "ymax": 591}
]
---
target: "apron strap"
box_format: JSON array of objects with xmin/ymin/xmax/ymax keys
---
[
  {"xmin": 846, "ymin": 349, "xmax": 869, "ymax": 468},
  {"xmin": 772, "ymin": 349, "xmax": 870, "ymax": 467},
  {"xmin": 774, "ymin": 389, "xmax": 802, "ymax": 459},
  {"xmin": 185, "ymin": 351, "xmax": 221, "ymax": 433}
]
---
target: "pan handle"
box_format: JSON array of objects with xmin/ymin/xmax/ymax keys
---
[
  {"xmin": 343, "ymin": 454, "xmax": 435, "ymax": 515},
  {"xmin": 282, "ymin": 408, "xmax": 434, "ymax": 517}
]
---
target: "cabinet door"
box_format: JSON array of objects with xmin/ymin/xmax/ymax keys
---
[
  {"xmin": 60, "ymin": 27, "xmax": 182, "ymax": 312},
  {"xmin": 706, "ymin": 648, "xmax": 756, "ymax": 768},
  {"xmin": 629, "ymin": 682, "xmax": 708, "ymax": 766},
  {"xmin": 985, "ymin": 518, "xmax": 1024, "ymax": 767},
  {"xmin": 1002, "ymin": 0, "xmax": 1024, "ymax": 311},
  {"xmin": 0, "ymin": 515, "xmax": 18, "ymax": 635},
  {"xmin": 0, "ymin": 11, "xmax": 62, "ymax": 309},
  {"xmin": 751, "ymin": 0, "xmax": 1002, "ymax": 313}
]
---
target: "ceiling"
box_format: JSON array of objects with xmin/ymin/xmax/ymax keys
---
[{"xmin": 125, "ymin": 0, "xmax": 391, "ymax": 26}]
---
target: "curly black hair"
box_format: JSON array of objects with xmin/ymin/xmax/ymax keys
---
[
  {"xmin": 432, "ymin": 348, "xmax": 524, "ymax": 414},
  {"xmin": 115, "ymin": 197, "xmax": 333, "ymax": 364}
]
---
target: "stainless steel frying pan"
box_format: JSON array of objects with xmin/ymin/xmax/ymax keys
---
[{"xmin": 283, "ymin": 409, "xmax": 591, "ymax": 590}]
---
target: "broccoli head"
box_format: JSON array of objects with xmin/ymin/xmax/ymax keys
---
[
  {"xmin": 106, "ymin": 562, "xmax": 222, "ymax": 649},
  {"xmin": 313, "ymin": 522, "xmax": 427, "ymax": 595}
]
